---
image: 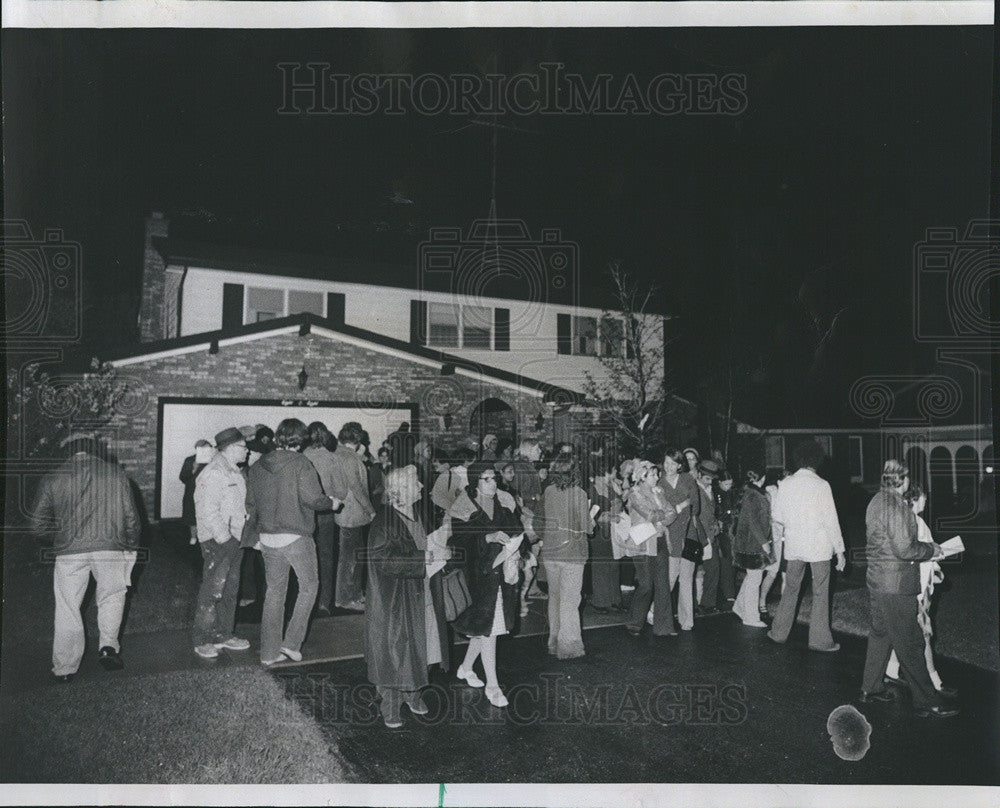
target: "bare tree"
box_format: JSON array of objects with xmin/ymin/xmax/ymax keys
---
[{"xmin": 582, "ymin": 262, "xmax": 678, "ymax": 458}]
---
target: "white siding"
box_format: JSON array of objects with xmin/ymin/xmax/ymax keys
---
[{"xmin": 174, "ymin": 265, "xmax": 665, "ymax": 394}]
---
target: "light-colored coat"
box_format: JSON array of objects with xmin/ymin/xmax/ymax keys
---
[
  {"xmin": 194, "ymin": 452, "xmax": 247, "ymax": 543},
  {"xmin": 770, "ymin": 468, "xmax": 845, "ymax": 562},
  {"xmin": 329, "ymin": 445, "xmax": 376, "ymax": 528}
]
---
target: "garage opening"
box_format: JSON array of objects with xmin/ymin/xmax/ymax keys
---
[{"xmin": 156, "ymin": 397, "xmax": 417, "ymax": 519}]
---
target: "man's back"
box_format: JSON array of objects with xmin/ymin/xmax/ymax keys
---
[{"xmin": 33, "ymin": 453, "xmax": 140, "ymax": 556}]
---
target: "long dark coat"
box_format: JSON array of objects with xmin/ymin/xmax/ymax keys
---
[
  {"xmin": 364, "ymin": 505, "xmax": 429, "ymax": 690},
  {"xmin": 449, "ymin": 491, "xmax": 524, "ymax": 638},
  {"xmin": 365, "ymin": 504, "xmax": 448, "ymax": 690}
]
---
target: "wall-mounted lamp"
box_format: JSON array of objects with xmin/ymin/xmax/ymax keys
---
[
  {"xmin": 297, "ymin": 364, "xmax": 309, "ymax": 391},
  {"xmin": 535, "ymin": 412, "xmax": 545, "ymax": 431},
  {"xmin": 443, "ymin": 413, "xmax": 453, "ymax": 429}
]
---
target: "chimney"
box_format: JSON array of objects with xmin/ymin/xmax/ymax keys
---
[{"xmin": 138, "ymin": 212, "xmax": 170, "ymax": 342}]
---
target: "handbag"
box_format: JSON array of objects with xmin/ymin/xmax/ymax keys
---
[
  {"xmin": 680, "ymin": 519, "xmax": 704, "ymax": 563},
  {"xmin": 442, "ymin": 567, "xmax": 472, "ymax": 622}
]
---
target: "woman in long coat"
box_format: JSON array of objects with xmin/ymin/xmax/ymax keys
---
[
  {"xmin": 365, "ymin": 465, "xmax": 434, "ymax": 728},
  {"xmin": 448, "ymin": 461, "xmax": 525, "ymax": 708},
  {"xmin": 731, "ymin": 466, "xmax": 773, "ymax": 627}
]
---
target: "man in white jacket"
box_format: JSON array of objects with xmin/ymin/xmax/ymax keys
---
[
  {"xmin": 192, "ymin": 427, "xmax": 252, "ymax": 659},
  {"xmin": 767, "ymin": 438, "xmax": 846, "ymax": 652}
]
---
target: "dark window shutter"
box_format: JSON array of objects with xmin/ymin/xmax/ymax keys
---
[
  {"xmin": 410, "ymin": 300, "xmax": 427, "ymax": 345},
  {"xmin": 326, "ymin": 292, "xmax": 345, "ymax": 326},
  {"xmin": 494, "ymin": 308, "xmax": 510, "ymax": 351},
  {"xmin": 557, "ymin": 313, "xmax": 572, "ymax": 355},
  {"xmin": 222, "ymin": 283, "xmax": 244, "ymax": 331}
]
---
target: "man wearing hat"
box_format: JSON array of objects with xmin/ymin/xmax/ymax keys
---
[
  {"xmin": 191, "ymin": 427, "xmax": 252, "ymax": 659},
  {"xmin": 31, "ymin": 433, "xmax": 142, "ymax": 681},
  {"xmin": 694, "ymin": 459, "xmax": 724, "ymax": 616}
]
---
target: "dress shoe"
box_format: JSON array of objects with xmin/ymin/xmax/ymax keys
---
[
  {"xmin": 625, "ymin": 626, "xmax": 641, "ymax": 637},
  {"xmin": 766, "ymin": 631, "xmax": 785, "ymax": 645},
  {"xmin": 808, "ymin": 642, "xmax": 841, "ymax": 653},
  {"xmin": 456, "ymin": 666, "xmax": 485, "ymax": 688},
  {"xmin": 916, "ymin": 703, "xmax": 960, "ymax": 719},
  {"xmin": 859, "ymin": 689, "xmax": 897, "ymax": 704},
  {"xmin": 98, "ymin": 646, "xmax": 124, "ymax": 671},
  {"xmin": 653, "ymin": 628, "xmax": 679, "ymax": 637},
  {"xmin": 485, "ymin": 686, "xmax": 509, "ymax": 708},
  {"xmin": 937, "ymin": 684, "xmax": 959, "ymax": 700},
  {"xmin": 51, "ymin": 673, "xmax": 74, "ymax": 684}
]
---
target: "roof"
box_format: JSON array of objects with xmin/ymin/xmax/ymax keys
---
[
  {"xmin": 152, "ymin": 234, "xmax": 584, "ymax": 308},
  {"xmin": 100, "ymin": 312, "xmax": 585, "ymax": 405}
]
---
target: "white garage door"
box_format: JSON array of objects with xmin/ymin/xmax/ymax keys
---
[{"xmin": 158, "ymin": 399, "xmax": 414, "ymax": 519}]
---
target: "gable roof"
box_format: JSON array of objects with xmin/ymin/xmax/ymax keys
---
[
  {"xmin": 152, "ymin": 235, "xmax": 583, "ymax": 307},
  {"xmin": 102, "ymin": 312, "xmax": 584, "ymax": 405}
]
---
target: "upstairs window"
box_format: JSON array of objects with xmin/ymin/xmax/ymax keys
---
[
  {"xmin": 247, "ymin": 287, "xmax": 284, "ymax": 323},
  {"xmin": 574, "ymin": 316, "xmax": 598, "ymax": 356},
  {"xmin": 288, "ymin": 290, "xmax": 324, "ymax": 317},
  {"xmin": 428, "ymin": 303, "xmax": 459, "ymax": 347},
  {"xmin": 462, "ymin": 306, "xmax": 492, "ymax": 349},
  {"xmin": 427, "ymin": 303, "xmax": 494, "ymax": 349},
  {"xmin": 245, "ymin": 286, "xmax": 326, "ymax": 324},
  {"xmin": 601, "ymin": 317, "xmax": 625, "ymax": 358}
]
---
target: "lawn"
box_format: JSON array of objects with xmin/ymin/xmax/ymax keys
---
[
  {"xmin": 0, "ymin": 667, "xmax": 355, "ymax": 784},
  {"xmin": 2, "ymin": 522, "xmax": 202, "ymax": 649}
]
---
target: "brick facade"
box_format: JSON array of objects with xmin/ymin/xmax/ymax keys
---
[
  {"xmin": 138, "ymin": 212, "xmax": 169, "ymax": 343},
  {"xmin": 108, "ymin": 331, "xmax": 558, "ymax": 517}
]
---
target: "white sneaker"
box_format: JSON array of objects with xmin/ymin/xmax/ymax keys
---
[
  {"xmin": 214, "ymin": 637, "xmax": 251, "ymax": 651},
  {"xmin": 279, "ymin": 647, "xmax": 303, "ymax": 662},
  {"xmin": 194, "ymin": 644, "xmax": 219, "ymax": 659}
]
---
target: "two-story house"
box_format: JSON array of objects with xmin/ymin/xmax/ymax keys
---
[{"xmin": 105, "ymin": 212, "xmax": 672, "ymax": 519}]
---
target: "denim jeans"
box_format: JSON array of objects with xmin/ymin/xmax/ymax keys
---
[
  {"xmin": 544, "ymin": 559, "xmax": 585, "ymax": 658},
  {"xmin": 193, "ymin": 538, "xmax": 243, "ymax": 646},
  {"xmin": 335, "ymin": 525, "xmax": 365, "ymax": 607},
  {"xmin": 260, "ymin": 536, "xmax": 319, "ymax": 661},
  {"xmin": 315, "ymin": 513, "xmax": 337, "ymax": 611},
  {"xmin": 52, "ymin": 550, "xmax": 137, "ymax": 676}
]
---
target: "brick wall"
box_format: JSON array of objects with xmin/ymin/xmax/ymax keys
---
[{"xmin": 108, "ymin": 332, "xmax": 557, "ymax": 516}]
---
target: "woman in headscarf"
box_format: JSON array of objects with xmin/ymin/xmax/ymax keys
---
[
  {"xmin": 365, "ymin": 465, "xmax": 437, "ymax": 728},
  {"xmin": 624, "ymin": 459, "xmax": 679, "ymax": 637},
  {"xmin": 448, "ymin": 461, "xmax": 525, "ymax": 708}
]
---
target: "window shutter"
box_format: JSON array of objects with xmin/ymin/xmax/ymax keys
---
[
  {"xmin": 222, "ymin": 283, "xmax": 244, "ymax": 331},
  {"xmin": 410, "ymin": 300, "xmax": 428, "ymax": 345},
  {"xmin": 326, "ymin": 292, "xmax": 345, "ymax": 326},
  {"xmin": 494, "ymin": 308, "xmax": 510, "ymax": 351},
  {"xmin": 557, "ymin": 313, "xmax": 572, "ymax": 355}
]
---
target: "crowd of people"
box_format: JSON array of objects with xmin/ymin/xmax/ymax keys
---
[{"xmin": 32, "ymin": 423, "xmax": 960, "ymax": 725}]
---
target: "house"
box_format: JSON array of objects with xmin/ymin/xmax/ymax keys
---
[{"xmin": 99, "ymin": 212, "xmax": 674, "ymax": 519}]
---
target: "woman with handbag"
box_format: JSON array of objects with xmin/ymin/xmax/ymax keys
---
[
  {"xmin": 447, "ymin": 462, "xmax": 526, "ymax": 708},
  {"xmin": 625, "ymin": 460, "xmax": 679, "ymax": 637},
  {"xmin": 731, "ymin": 466, "xmax": 774, "ymax": 628},
  {"xmin": 660, "ymin": 448, "xmax": 701, "ymax": 632}
]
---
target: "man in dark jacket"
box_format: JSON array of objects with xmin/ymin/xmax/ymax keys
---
[
  {"xmin": 859, "ymin": 460, "xmax": 955, "ymax": 717},
  {"xmin": 246, "ymin": 418, "xmax": 341, "ymax": 665},
  {"xmin": 31, "ymin": 434, "xmax": 141, "ymax": 681},
  {"xmin": 179, "ymin": 439, "xmax": 213, "ymax": 545}
]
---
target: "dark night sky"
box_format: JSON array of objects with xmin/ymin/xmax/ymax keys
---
[{"xmin": 2, "ymin": 26, "xmax": 993, "ymax": 426}]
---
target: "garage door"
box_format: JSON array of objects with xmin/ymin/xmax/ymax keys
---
[{"xmin": 158, "ymin": 398, "xmax": 415, "ymax": 519}]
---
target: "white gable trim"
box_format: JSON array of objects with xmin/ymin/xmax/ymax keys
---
[{"xmin": 108, "ymin": 324, "xmax": 546, "ymax": 398}]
